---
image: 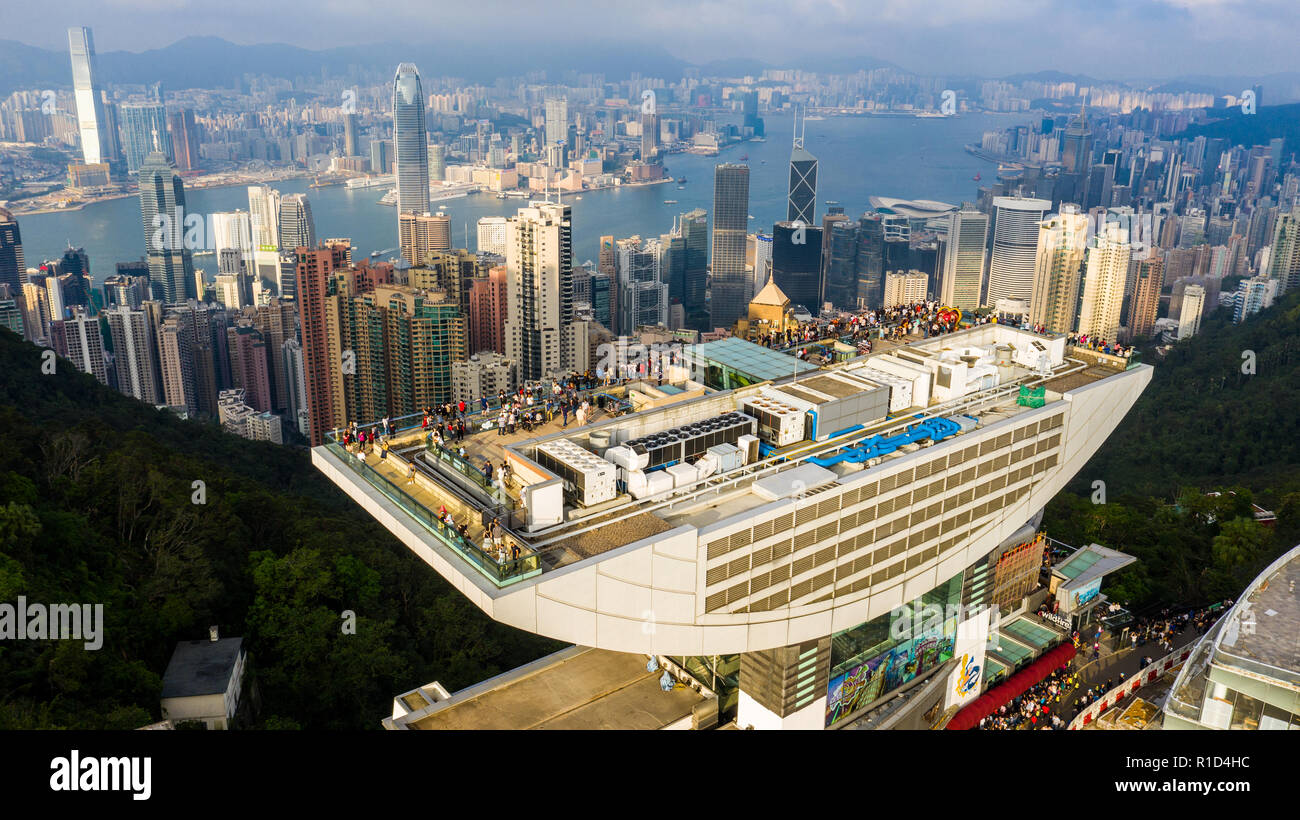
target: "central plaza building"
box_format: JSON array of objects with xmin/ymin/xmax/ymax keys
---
[{"xmin": 314, "ymin": 325, "xmax": 1150, "ymax": 729}]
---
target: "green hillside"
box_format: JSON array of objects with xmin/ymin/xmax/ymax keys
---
[
  {"xmin": 0, "ymin": 328, "xmax": 561, "ymax": 730},
  {"xmin": 1045, "ymin": 291, "xmax": 1300, "ymax": 612}
]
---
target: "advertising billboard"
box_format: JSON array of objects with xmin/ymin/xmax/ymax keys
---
[{"xmin": 826, "ymin": 619, "xmax": 955, "ymax": 728}]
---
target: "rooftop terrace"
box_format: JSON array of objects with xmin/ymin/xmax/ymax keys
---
[
  {"xmin": 385, "ymin": 646, "xmax": 707, "ymax": 730},
  {"xmin": 316, "ymin": 325, "xmax": 1147, "ymax": 590}
]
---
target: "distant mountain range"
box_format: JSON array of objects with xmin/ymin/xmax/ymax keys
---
[
  {"xmin": 2, "ymin": 36, "xmax": 1297, "ymax": 103},
  {"xmin": 0, "ymin": 36, "xmax": 900, "ymax": 96}
]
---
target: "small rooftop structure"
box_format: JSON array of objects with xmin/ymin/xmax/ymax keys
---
[
  {"xmin": 683, "ymin": 337, "xmax": 818, "ymax": 389},
  {"xmin": 160, "ymin": 634, "xmax": 247, "ymax": 730},
  {"xmin": 1052, "ymin": 543, "xmax": 1136, "ymax": 588}
]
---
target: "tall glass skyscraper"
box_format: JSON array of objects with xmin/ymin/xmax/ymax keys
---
[
  {"xmin": 67, "ymin": 27, "xmax": 113, "ymax": 167},
  {"xmin": 679, "ymin": 208, "xmax": 709, "ymax": 329},
  {"xmin": 787, "ymin": 112, "xmax": 818, "ymax": 225},
  {"xmin": 278, "ymin": 194, "xmax": 317, "ymax": 254},
  {"xmin": 987, "ymin": 197, "xmax": 1052, "ymax": 307},
  {"xmin": 121, "ymin": 103, "xmax": 173, "ymax": 174},
  {"xmin": 939, "ymin": 207, "xmax": 989, "ymax": 311},
  {"xmin": 711, "ymin": 164, "xmax": 750, "ymax": 329},
  {"xmin": 772, "ymin": 221, "xmax": 823, "ymax": 312},
  {"xmin": 0, "ymin": 207, "xmax": 24, "ymax": 294},
  {"xmin": 138, "ymin": 152, "xmax": 195, "ymax": 304},
  {"xmin": 392, "ymin": 64, "xmax": 430, "ymax": 224}
]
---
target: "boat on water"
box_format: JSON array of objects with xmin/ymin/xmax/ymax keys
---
[
  {"xmin": 677, "ymin": 186, "xmax": 685, "ymax": 190},
  {"xmin": 663, "ymin": 199, "xmax": 678, "ymax": 204},
  {"xmin": 575, "ymin": 195, "xmax": 583, "ymax": 200},
  {"xmin": 676, "ymin": 177, "xmax": 687, "ymax": 184},
  {"xmin": 370, "ymin": 250, "xmax": 381, "ymax": 258}
]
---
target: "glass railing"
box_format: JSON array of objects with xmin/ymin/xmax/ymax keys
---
[
  {"xmin": 323, "ymin": 439, "xmax": 540, "ymax": 586},
  {"xmin": 424, "ymin": 439, "xmax": 518, "ymax": 512}
]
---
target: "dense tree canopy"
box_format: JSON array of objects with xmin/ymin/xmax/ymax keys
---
[
  {"xmin": 1046, "ymin": 290, "xmax": 1300, "ymax": 613},
  {"xmin": 0, "ymin": 328, "xmax": 561, "ymax": 729}
]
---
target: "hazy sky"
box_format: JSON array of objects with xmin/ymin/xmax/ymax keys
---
[{"xmin": 10, "ymin": 0, "xmax": 1300, "ymax": 79}]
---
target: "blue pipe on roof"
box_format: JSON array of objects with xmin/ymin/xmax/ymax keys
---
[{"xmin": 807, "ymin": 417, "xmax": 963, "ymax": 468}]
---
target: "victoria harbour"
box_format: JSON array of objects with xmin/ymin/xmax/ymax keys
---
[{"xmin": 19, "ymin": 112, "xmax": 1009, "ymax": 277}]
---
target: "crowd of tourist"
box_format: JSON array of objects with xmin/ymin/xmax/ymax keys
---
[
  {"xmin": 757, "ymin": 300, "xmax": 992, "ymax": 352},
  {"xmin": 1065, "ymin": 331, "xmax": 1135, "ymax": 359},
  {"xmin": 1121, "ymin": 604, "xmax": 1229, "ymax": 655},
  {"xmin": 977, "ymin": 665, "xmax": 1078, "ymax": 730}
]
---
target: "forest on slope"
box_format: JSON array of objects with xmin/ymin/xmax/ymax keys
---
[
  {"xmin": 1044, "ymin": 289, "xmax": 1300, "ymax": 613},
  {"xmin": 0, "ymin": 328, "xmax": 561, "ymax": 729}
]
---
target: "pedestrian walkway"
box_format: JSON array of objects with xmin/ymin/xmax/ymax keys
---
[{"xmin": 1059, "ymin": 613, "xmax": 1215, "ymax": 724}]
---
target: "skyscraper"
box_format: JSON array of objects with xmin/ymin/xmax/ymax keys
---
[
  {"xmin": 278, "ymin": 194, "xmax": 317, "ymax": 252},
  {"xmin": 399, "ymin": 211, "xmax": 451, "ymax": 265},
  {"xmin": 1178, "ymin": 285, "xmax": 1206, "ymax": 340},
  {"xmin": 0, "ymin": 208, "xmax": 23, "ymax": 294},
  {"xmin": 296, "ymin": 244, "xmax": 351, "ymax": 444},
  {"xmin": 614, "ymin": 236, "xmax": 668, "ymax": 333},
  {"xmin": 1233, "ymin": 275, "xmax": 1279, "ymax": 323},
  {"xmin": 677, "ymin": 208, "xmax": 709, "ymax": 330},
  {"xmin": 786, "ymin": 111, "xmax": 817, "ymax": 225},
  {"xmin": 370, "ymin": 139, "xmax": 392, "ymax": 174},
  {"xmin": 477, "ymin": 216, "xmax": 508, "ymax": 257},
  {"xmin": 67, "ymin": 27, "xmax": 113, "ymax": 167},
  {"xmin": 342, "ymin": 285, "xmax": 465, "ymax": 418},
  {"xmin": 504, "ymin": 201, "xmax": 573, "ymax": 381},
  {"xmin": 248, "ymin": 184, "xmax": 283, "ymax": 287},
  {"xmin": 545, "ymin": 98, "xmax": 568, "ymax": 151},
  {"xmin": 392, "ymin": 64, "xmax": 431, "ymax": 222},
  {"xmin": 1128, "ymin": 256, "xmax": 1164, "ymax": 340},
  {"xmin": 771, "ymin": 221, "xmax": 823, "ymax": 313},
  {"xmin": 641, "ymin": 112, "xmax": 659, "ymax": 163},
  {"xmin": 711, "ymin": 164, "xmax": 751, "ymax": 329},
  {"xmin": 939, "ymin": 207, "xmax": 989, "ymax": 311},
  {"xmin": 1077, "ymin": 223, "xmax": 1132, "ymax": 344},
  {"xmin": 49, "ymin": 307, "xmax": 108, "ymax": 385},
  {"xmin": 168, "ymin": 108, "xmax": 201, "ymax": 172},
  {"xmin": 120, "ymin": 103, "xmax": 173, "ymax": 174},
  {"xmin": 986, "ymin": 196, "xmax": 1052, "ymax": 307},
  {"xmin": 342, "ymin": 113, "xmax": 359, "ymax": 157},
  {"xmin": 1266, "ymin": 205, "xmax": 1300, "ymax": 295},
  {"xmin": 138, "ymin": 151, "xmax": 196, "ymax": 304},
  {"xmin": 469, "ymin": 266, "xmax": 509, "ymax": 355},
  {"xmin": 429, "ymin": 143, "xmax": 446, "ymax": 182},
  {"xmin": 1028, "ymin": 206, "xmax": 1089, "ymax": 334},
  {"xmin": 105, "ymin": 305, "xmax": 162, "ymax": 403}
]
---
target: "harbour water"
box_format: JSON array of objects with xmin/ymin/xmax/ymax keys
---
[{"xmin": 18, "ymin": 112, "xmax": 1012, "ymax": 281}]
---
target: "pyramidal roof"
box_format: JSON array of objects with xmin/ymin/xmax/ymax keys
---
[{"xmin": 753, "ymin": 278, "xmax": 790, "ymax": 307}]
